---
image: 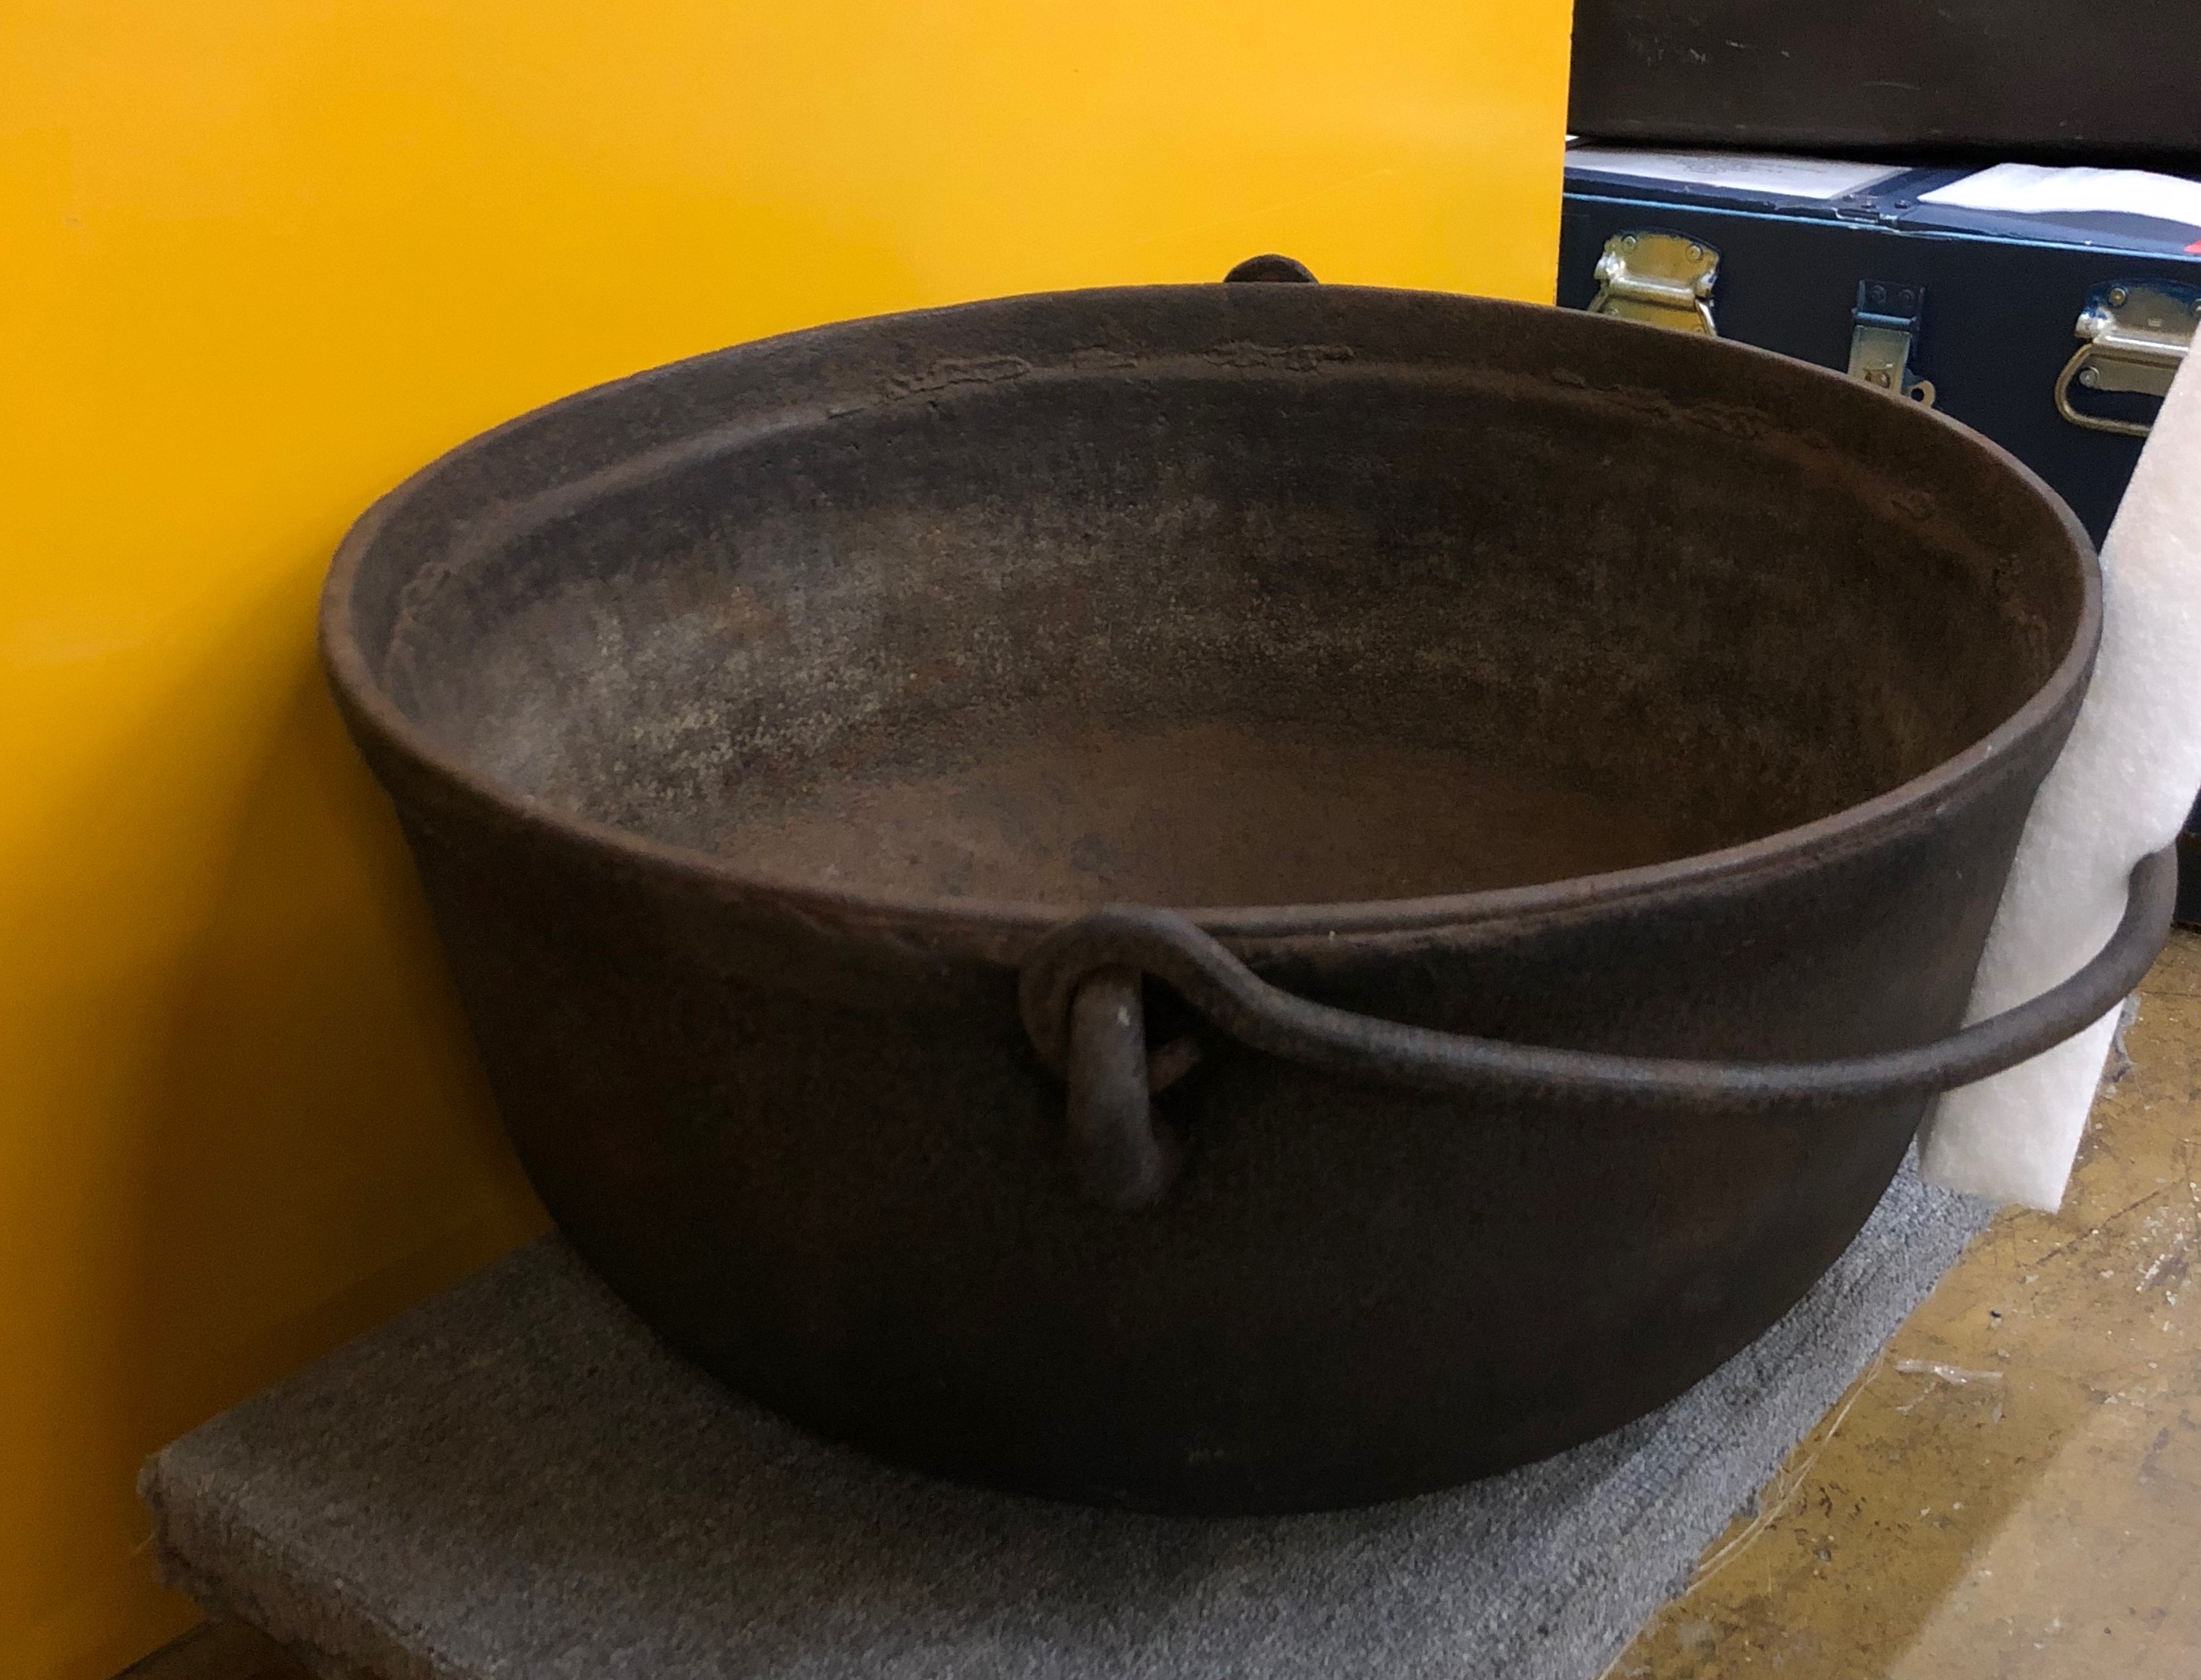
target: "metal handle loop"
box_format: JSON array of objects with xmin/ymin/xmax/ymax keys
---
[
  {"xmin": 1223, "ymin": 254, "xmax": 1318, "ymax": 284},
  {"xmin": 1019, "ymin": 848, "xmax": 2176, "ymax": 1205},
  {"xmin": 2055, "ymin": 344, "xmax": 2156, "ymax": 440}
]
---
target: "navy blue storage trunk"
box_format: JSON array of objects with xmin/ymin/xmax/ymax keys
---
[
  {"xmin": 1557, "ymin": 150, "xmax": 2201, "ymax": 913},
  {"xmin": 1558, "ymin": 153, "xmax": 2199, "ymax": 542}
]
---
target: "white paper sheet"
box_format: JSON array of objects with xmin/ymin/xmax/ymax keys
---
[
  {"xmin": 1564, "ymin": 147, "xmax": 1907, "ymax": 202},
  {"xmin": 1919, "ymin": 164, "xmax": 2201, "ymax": 238}
]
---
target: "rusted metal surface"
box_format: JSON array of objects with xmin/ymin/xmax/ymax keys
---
[{"xmin": 323, "ymin": 277, "xmax": 2106, "ymax": 1514}]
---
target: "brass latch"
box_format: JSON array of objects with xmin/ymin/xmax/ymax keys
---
[
  {"xmin": 1848, "ymin": 281, "xmax": 1936, "ymax": 407},
  {"xmin": 2056, "ymin": 281, "xmax": 2200, "ymax": 438},
  {"xmin": 1588, "ymin": 232, "xmax": 1720, "ymax": 335}
]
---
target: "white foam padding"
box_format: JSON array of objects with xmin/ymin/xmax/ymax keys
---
[{"xmin": 1920, "ymin": 351, "xmax": 2201, "ymax": 1210}]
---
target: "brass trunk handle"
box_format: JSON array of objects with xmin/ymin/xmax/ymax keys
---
[{"xmin": 2057, "ymin": 281, "xmax": 2199, "ymax": 439}]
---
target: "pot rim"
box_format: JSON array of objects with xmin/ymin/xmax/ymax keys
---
[{"xmin": 320, "ymin": 284, "xmax": 2104, "ymax": 947}]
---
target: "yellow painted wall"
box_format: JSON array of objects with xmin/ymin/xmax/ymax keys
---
[{"xmin": 0, "ymin": 5, "xmax": 1571, "ymax": 1672}]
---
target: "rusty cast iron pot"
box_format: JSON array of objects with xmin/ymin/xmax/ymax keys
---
[{"xmin": 321, "ymin": 270, "xmax": 2167, "ymax": 1515}]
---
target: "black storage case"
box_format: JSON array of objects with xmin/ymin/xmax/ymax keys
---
[{"xmin": 1569, "ymin": 2, "xmax": 2201, "ymax": 167}]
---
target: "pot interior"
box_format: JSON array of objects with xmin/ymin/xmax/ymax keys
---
[{"xmin": 371, "ymin": 300, "xmax": 2086, "ymax": 909}]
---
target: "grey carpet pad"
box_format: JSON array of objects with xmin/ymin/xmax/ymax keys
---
[{"xmin": 142, "ymin": 1163, "xmax": 1992, "ymax": 1680}]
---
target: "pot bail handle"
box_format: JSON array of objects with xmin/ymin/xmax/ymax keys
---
[
  {"xmin": 1020, "ymin": 847, "xmax": 2178, "ymax": 1207},
  {"xmin": 1057, "ymin": 968, "xmax": 1184, "ymax": 1209}
]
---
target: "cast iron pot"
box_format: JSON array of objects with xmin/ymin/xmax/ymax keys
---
[{"xmin": 321, "ymin": 265, "xmax": 2171, "ymax": 1515}]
